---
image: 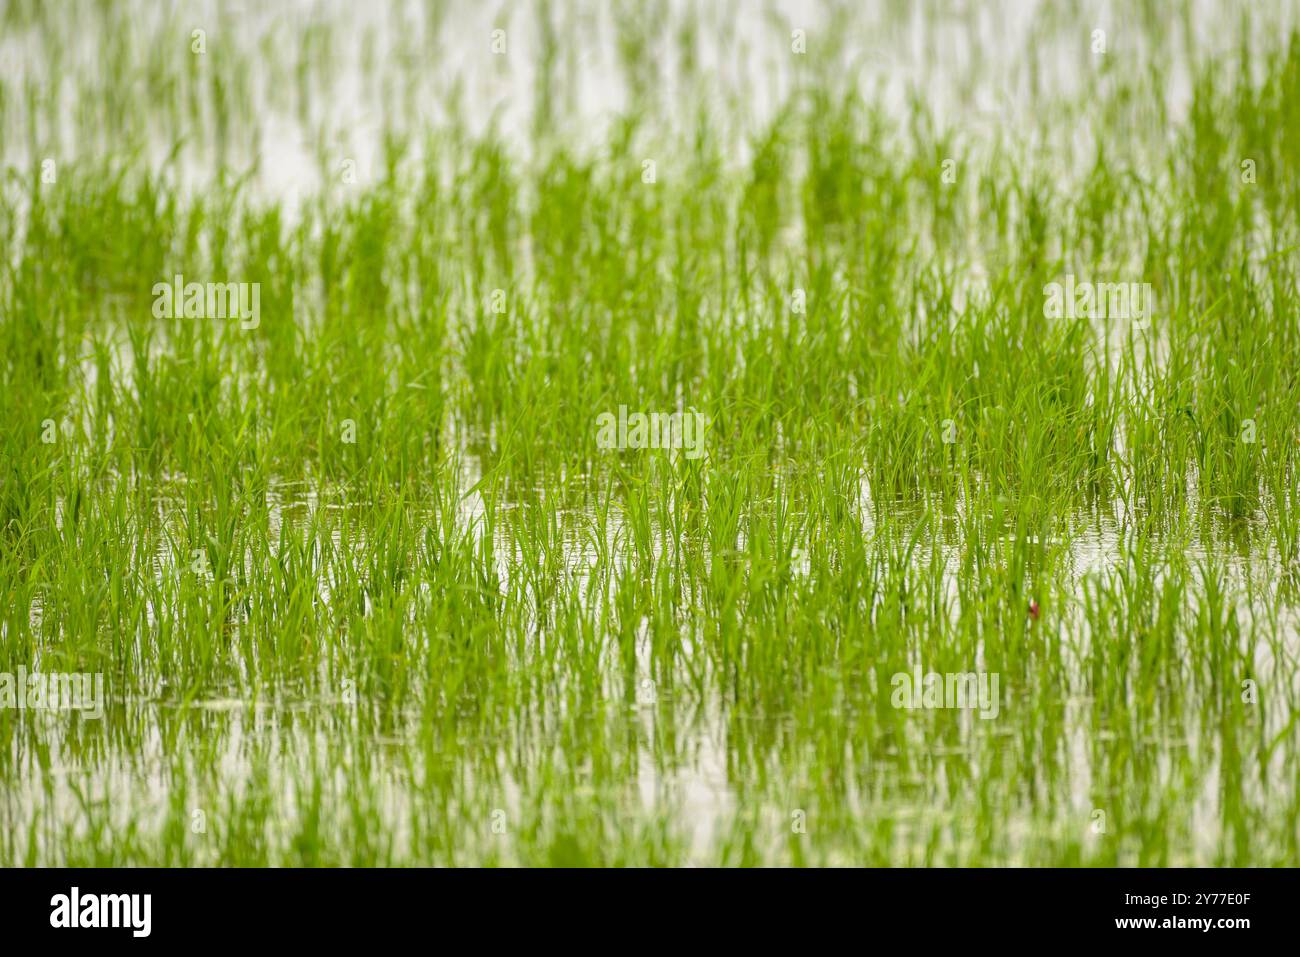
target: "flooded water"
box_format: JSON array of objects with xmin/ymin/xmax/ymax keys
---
[{"xmin": 3, "ymin": 0, "xmax": 1299, "ymax": 866}]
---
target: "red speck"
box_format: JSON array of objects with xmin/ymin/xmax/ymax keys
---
[{"xmin": 1028, "ymin": 600, "xmax": 1040, "ymax": 621}]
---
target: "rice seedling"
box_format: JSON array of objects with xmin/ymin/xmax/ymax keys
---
[{"xmin": 1, "ymin": 0, "xmax": 1298, "ymax": 869}]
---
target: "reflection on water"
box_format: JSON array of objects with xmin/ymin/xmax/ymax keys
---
[
  {"xmin": 5, "ymin": 453, "xmax": 1296, "ymax": 864},
  {"xmin": 3, "ymin": 0, "xmax": 1299, "ymax": 865}
]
